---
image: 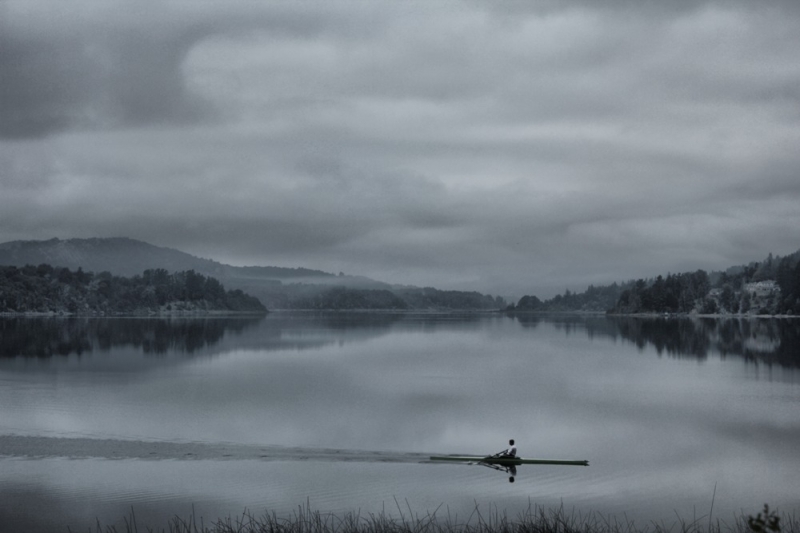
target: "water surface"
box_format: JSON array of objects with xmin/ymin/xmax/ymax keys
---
[{"xmin": 1, "ymin": 313, "xmax": 798, "ymax": 531}]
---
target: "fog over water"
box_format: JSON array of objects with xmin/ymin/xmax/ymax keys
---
[{"xmin": 2, "ymin": 1, "xmax": 800, "ymax": 297}]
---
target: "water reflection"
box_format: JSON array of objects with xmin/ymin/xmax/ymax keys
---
[
  {"xmin": 0, "ymin": 312, "xmax": 494, "ymax": 361},
  {"xmin": 2, "ymin": 312, "xmax": 798, "ymax": 531},
  {"xmin": 2, "ymin": 313, "xmax": 798, "ymax": 369},
  {"xmin": 511, "ymin": 314, "xmax": 800, "ymax": 367},
  {"xmin": 477, "ymin": 462, "xmax": 517, "ymax": 483},
  {"xmin": 0, "ymin": 317, "xmax": 262, "ymax": 358}
]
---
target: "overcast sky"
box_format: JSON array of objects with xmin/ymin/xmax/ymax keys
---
[{"xmin": 2, "ymin": 0, "xmax": 799, "ymax": 298}]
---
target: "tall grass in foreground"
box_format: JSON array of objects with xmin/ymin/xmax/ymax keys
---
[{"xmin": 77, "ymin": 502, "xmax": 798, "ymax": 533}]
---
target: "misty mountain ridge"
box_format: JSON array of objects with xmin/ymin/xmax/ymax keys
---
[
  {"xmin": 0, "ymin": 237, "xmax": 503, "ymax": 310},
  {"xmin": 0, "ymin": 237, "xmax": 338, "ymax": 282}
]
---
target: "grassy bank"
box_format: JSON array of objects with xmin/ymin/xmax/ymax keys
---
[{"xmin": 78, "ymin": 503, "xmax": 797, "ymax": 533}]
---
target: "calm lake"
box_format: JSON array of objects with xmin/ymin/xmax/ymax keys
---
[{"xmin": 1, "ymin": 313, "xmax": 798, "ymax": 532}]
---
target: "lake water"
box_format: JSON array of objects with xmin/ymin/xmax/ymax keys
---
[{"xmin": 1, "ymin": 313, "xmax": 798, "ymax": 532}]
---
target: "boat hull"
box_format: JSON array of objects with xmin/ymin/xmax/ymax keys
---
[{"xmin": 430, "ymin": 455, "xmax": 588, "ymax": 466}]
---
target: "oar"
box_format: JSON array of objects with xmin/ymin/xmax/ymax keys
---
[{"xmin": 490, "ymin": 449, "xmax": 514, "ymax": 459}]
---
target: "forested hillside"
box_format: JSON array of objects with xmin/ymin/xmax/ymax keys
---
[
  {"xmin": 244, "ymin": 285, "xmax": 504, "ymax": 310},
  {"xmin": 508, "ymin": 250, "xmax": 800, "ymax": 316},
  {"xmin": 0, "ymin": 238, "xmax": 506, "ymax": 311},
  {"xmin": 0, "ymin": 264, "xmax": 266, "ymax": 315}
]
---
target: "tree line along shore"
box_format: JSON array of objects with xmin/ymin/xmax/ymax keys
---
[
  {"xmin": 508, "ymin": 251, "xmax": 800, "ymax": 316},
  {"xmin": 0, "ymin": 263, "xmax": 508, "ymax": 314},
  {"xmin": 3, "ymin": 248, "xmax": 799, "ymax": 316},
  {"xmin": 0, "ymin": 264, "xmax": 266, "ymax": 315}
]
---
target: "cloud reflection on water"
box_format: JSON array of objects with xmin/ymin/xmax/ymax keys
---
[{"xmin": 0, "ymin": 313, "xmax": 798, "ymax": 531}]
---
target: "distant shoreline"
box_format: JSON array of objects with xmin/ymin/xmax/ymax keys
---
[
  {"xmin": 505, "ymin": 309, "xmax": 800, "ymax": 319},
  {"xmin": 2, "ymin": 309, "xmax": 798, "ymax": 318}
]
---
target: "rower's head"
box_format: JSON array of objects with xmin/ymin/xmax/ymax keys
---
[{"xmin": 509, "ymin": 439, "xmax": 515, "ymax": 445}]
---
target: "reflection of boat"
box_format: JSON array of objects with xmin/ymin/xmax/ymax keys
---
[{"xmin": 430, "ymin": 455, "xmax": 589, "ymax": 466}]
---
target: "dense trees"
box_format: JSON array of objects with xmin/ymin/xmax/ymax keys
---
[
  {"xmin": 270, "ymin": 286, "xmax": 504, "ymax": 310},
  {"xmin": 775, "ymin": 256, "xmax": 800, "ymax": 314},
  {"xmin": 251, "ymin": 283, "xmax": 506, "ymax": 311},
  {"xmin": 0, "ymin": 264, "xmax": 507, "ymax": 313},
  {"xmin": 508, "ymin": 249, "xmax": 800, "ymax": 316},
  {"xmin": 290, "ymin": 287, "xmax": 408, "ymax": 310},
  {"xmin": 0, "ymin": 265, "xmax": 266, "ymax": 314},
  {"xmin": 612, "ymin": 270, "xmax": 711, "ymax": 314},
  {"xmin": 515, "ymin": 294, "xmax": 543, "ymax": 311},
  {"xmin": 507, "ymin": 282, "xmax": 627, "ymax": 313},
  {"xmin": 395, "ymin": 287, "xmax": 504, "ymax": 310}
]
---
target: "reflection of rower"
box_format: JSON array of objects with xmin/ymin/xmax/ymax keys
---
[{"xmin": 479, "ymin": 461, "xmax": 517, "ymax": 482}]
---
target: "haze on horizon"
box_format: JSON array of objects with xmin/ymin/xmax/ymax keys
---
[{"xmin": 2, "ymin": 0, "xmax": 799, "ymax": 300}]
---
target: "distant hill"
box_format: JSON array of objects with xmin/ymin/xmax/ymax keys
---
[
  {"xmin": 0, "ymin": 238, "xmax": 331, "ymax": 280},
  {"xmin": 0, "ymin": 238, "xmax": 506, "ymax": 311}
]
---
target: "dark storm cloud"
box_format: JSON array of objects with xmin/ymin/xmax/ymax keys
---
[
  {"xmin": 2, "ymin": 0, "xmax": 800, "ymax": 297},
  {"xmin": 0, "ymin": 10, "xmax": 204, "ymax": 137},
  {"xmin": 0, "ymin": 1, "xmax": 355, "ymax": 138}
]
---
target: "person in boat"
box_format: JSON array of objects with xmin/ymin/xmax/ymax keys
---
[
  {"xmin": 482, "ymin": 439, "xmax": 518, "ymax": 482},
  {"xmin": 495, "ymin": 439, "xmax": 516, "ymax": 458}
]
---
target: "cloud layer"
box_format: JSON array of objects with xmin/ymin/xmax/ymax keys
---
[{"xmin": 2, "ymin": 0, "xmax": 800, "ymax": 298}]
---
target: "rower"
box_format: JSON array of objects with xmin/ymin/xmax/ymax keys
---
[{"xmin": 496, "ymin": 439, "xmax": 516, "ymax": 458}]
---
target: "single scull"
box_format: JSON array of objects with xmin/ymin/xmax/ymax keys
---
[{"xmin": 429, "ymin": 455, "xmax": 589, "ymax": 466}]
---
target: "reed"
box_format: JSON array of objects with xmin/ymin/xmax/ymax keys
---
[{"xmin": 75, "ymin": 503, "xmax": 799, "ymax": 533}]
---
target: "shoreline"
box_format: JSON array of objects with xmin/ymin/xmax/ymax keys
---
[
  {"xmin": 504, "ymin": 310, "xmax": 800, "ymax": 319},
  {"xmin": 2, "ymin": 308, "xmax": 798, "ymax": 318},
  {"xmin": 0, "ymin": 310, "xmax": 268, "ymax": 317},
  {"xmin": 53, "ymin": 502, "xmax": 800, "ymax": 533}
]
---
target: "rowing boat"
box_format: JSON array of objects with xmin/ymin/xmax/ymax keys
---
[{"xmin": 430, "ymin": 455, "xmax": 589, "ymax": 466}]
